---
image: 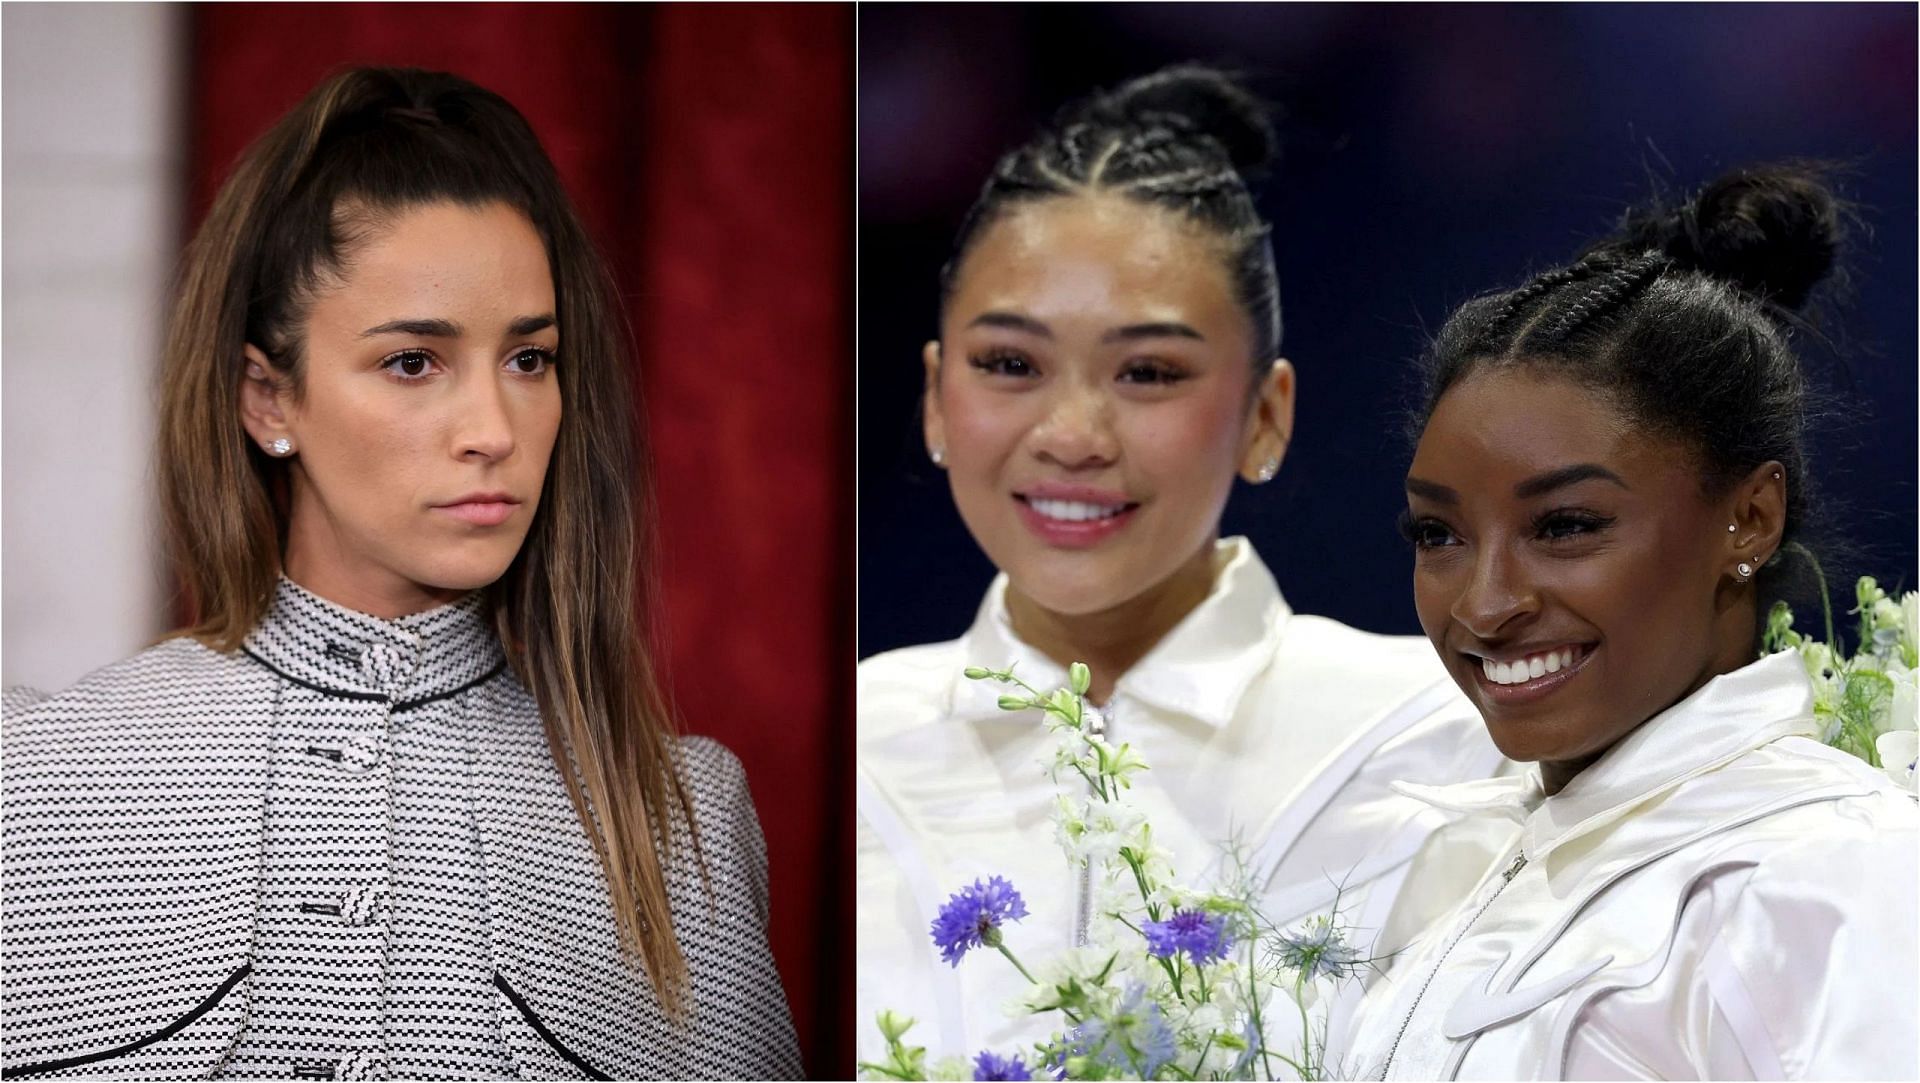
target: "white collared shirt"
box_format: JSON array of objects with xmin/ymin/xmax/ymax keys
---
[
  {"xmin": 1344, "ymin": 651, "xmax": 1920, "ymax": 1080},
  {"xmin": 857, "ymin": 538, "xmax": 1506, "ymax": 1071}
]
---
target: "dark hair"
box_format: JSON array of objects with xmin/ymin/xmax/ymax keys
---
[
  {"xmin": 940, "ymin": 64, "xmax": 1283, "ymax": 365},
  {"xmin": 158, "ymin": 67, "xmax": 696, "ymax": 1013},
  {"xmin": 1412, "ymin": 162, "xmax": 1846, "ymax": 623}
]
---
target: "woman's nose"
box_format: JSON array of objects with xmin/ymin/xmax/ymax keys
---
[
  {"xmin": 453, "ymin": 371, "xmax": 518, "ymax": 462},
  {"xmin": 1028, "ymin": 382, "xmax": 1118, "ymax": 469},
  {"xmin": 1450, "ymin": 545, "xmax": 1540, "ymax": 640}
]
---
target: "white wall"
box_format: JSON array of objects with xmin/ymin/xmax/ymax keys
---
[{"xmin": 3, "ymin": 4, "xmax": 185, "ymax": 692}]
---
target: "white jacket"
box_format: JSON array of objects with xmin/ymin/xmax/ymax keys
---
[
  {"xmin": 1344, "ymin": 651, "xmax": 1920, "ymax": 1080},
  {"xmin": 856, "ymin": 538, "xmax": 1506, "ymax": 1071}
]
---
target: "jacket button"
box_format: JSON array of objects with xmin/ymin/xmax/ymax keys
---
[
  {"xmin": 341, "ymin": 885, "xmax": 384, "ymax": 927},
  {"xmin": 337, "ymin": 1049, "xmax": 387, "ymax": 1080},
  {"xmin": 359, "ymin": 642, "xmax": 415, "ymax": 693}
]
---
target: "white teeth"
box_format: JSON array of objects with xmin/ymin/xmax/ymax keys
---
[
  {"xmin": 1029, "ymin": 498, "xmax": 1124, "ymax": 523},
  {"xmin": 1483, "ymin": 647, "xmax": 1579, "ymax": 685}
]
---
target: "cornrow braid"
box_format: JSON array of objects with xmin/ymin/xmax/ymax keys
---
[
  {"xmin": 1530, "ymin": 252, "xmax": 1670, "ymax": 345},
  {"xmin": 1413, "ymin": 162, "xmax": 1849, "ymax": 639},
  {"xmin": 940, "ymin": 65, "xmax": 1282, "ymax": 367},
  {"xmin": 1478, "ymin": 260, "xmax": 1603, "ymax": 347}
]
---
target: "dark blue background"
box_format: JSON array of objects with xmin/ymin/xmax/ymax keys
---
[{"xmin": 860, "ymin": 3, "xmax": 1917, "ymax": 658}]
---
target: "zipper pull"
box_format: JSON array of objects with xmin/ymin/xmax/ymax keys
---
[{"xmin": 1502, "ymin": 852, "xmax": 1529, "ymax": 882}]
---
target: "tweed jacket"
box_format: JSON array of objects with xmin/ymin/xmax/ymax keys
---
[{"xmin": 2, "ymin": 580, "xmax": 801, "ymax": 1080}]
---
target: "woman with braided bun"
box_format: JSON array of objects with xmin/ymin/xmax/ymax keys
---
[
  {"xmin": 857, "ymin": 65, "xmax": 1507, "ymax": 1071},
  {"xmin": 1345, "ymin": 164, "xmax": 1918, "ymax": 1079}
]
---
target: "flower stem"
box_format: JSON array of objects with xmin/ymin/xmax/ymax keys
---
[{"xmin": 996, "ymin": 943, "xmax": 1038, "ymax": 985}]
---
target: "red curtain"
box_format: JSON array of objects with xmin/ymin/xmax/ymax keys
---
[{"xmin": 189, "ymin": 5, "xmax": 852, "ymax": 1074}]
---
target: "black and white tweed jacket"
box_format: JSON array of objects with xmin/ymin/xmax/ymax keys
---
[{"xmin": 2, "ymin": 580, "xmax": 802, "ymax": 1080}]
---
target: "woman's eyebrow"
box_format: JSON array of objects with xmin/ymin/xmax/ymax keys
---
[
  {"xmin": 1101, "ymin": 321, "xmax": 1204, "ymax": 343},
  {"xmin": 966, "ymin": 310, "xmax": 1051, "ymax": 337},
  {"xmin": 358, "ymin": 314, "xmax": 557, "ymax": 338},
  {"xmin": 1405, "ymin": 477, "xmax": 1457, "ymax": 504},
  {"xmin": 1514, "ymin": 463, "xmax": 1628, "ymax": 499},
  {"xmin": 361, "ymin": 317, "xmax": 461, "ymax": 338}
]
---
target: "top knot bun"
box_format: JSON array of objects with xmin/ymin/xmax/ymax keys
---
[
  {"xmin": 1602, "ymin": 163, "xmax": 1842, "ymax": 312},
  {"xmin": 1079, "ymin": 64, "xmax": 1276, "ymax": 175}
]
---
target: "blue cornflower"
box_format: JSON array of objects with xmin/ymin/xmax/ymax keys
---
[
  {"xmin": 1141, "ymin": 908, "xmax": 1233, "ymax": 965},
  {"xmin": 972, "ymin": 1050, "xmax": 1033, "ymax": 1081},
  {"xmin": 930, "ymin": 876, "xmax": 1029, "ymax": 966},
  {"xmin": 1071, "ymin": 984, "xmax": 1178, "ymax": 1078},
  {"xmin": 1272, "ymin": 915, "xmax": 1365, "ymax": 981}
]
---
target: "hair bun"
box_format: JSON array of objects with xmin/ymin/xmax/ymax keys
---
[
  {"xmin": 1086, "ymin": 63, "xmax": 1276, "ymax": 174},
  {"xmin": 1608, "ymin": 163, "xmax": 1841, "ymax": 311}
]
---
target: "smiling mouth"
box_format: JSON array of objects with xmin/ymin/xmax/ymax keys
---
[
  {"xmin": 1466, "ymin": 643, "xmax": 1596, "ymax": 702},
  {"xmin": 1017, "ymin": 495, "xmax": 1138, "ymax": 522}
]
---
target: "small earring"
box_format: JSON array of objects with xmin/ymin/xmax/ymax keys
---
[
  {"xmin": 1727, "ymin": 523, "xmax": 1737, "ymax": 533},
  {"xmin": 1255, "ymin": 458, "xmax": 1279, "ymax": 483},
  {"xmin": 267, "ymin": 437, "xmax": 293, "ymax": 457},
  {"xmin": 1736, "ymin": 562, "xmax": 1754, "ymax": 581},
  {"xmin": 1772, "ymin": 471, "xmax": 1782, "ymax": 480},
  {"xmin": 929, "ymin": 447, "xmax": 945, "ymax": 467}
]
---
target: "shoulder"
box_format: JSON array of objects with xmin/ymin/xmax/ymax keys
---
[
  {"xmin": 673, "ymin": 734, "xmax": 768, "ymax": 846},
  {"xmin": 856, "ymin": 636, "xmax": 967, "ymax": 743},
  {"xmin": 4, "ymin": 637, "xmax": 271, "ymax": 750},
  {"xmin": 858, "ymin": 637, "xmax": 966, "ymax": 696},
  {"xmin": 1275, "ymin": 615, "xmax": 1450, "ymax": 689}
]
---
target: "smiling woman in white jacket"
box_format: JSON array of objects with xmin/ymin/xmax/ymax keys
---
[
  {"xmin": 856, "ymin": 66, "xmax": 1507, "ymax": 1073},
  {"xmin": 1346, "ymin": 164, "xmax": 1918, "ymax": 1080}
]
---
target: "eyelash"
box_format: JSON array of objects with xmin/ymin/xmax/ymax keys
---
[
  {"xmin": 1532, "ymin": 508, "xmax": 1616, "ymax": 541},
  {"xmin": 964, "ymin": 350, "xmax": 1190, "ymax": 385},
  {"xmin": 380, "ymin": 346, "xmax": 557, "ymax": 381},
  {"xmin": 1395, "ymin": 508, "xmax": 1617, "ymax": 550},
  {"xmin": 966, "ymin": 349, "xmax": 1033, "ymax": 378}
]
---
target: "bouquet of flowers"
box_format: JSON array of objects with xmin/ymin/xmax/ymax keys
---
[
  {"xmin": 860, "ymin": 663, "xmax": 1379, "ymax": 1082},
  {"xmin": 1760, "ymin": 570, "xmax": 1917, "ymax": 792}
]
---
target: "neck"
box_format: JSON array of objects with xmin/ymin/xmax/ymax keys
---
[{"xmin": 1004, "ymin": 540, "xmax": 1222, "ymax": 705}]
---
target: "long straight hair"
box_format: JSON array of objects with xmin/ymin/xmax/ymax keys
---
[{"xmin": 157, "ymin": 67, "xmax": 696, "ymax": 1012}]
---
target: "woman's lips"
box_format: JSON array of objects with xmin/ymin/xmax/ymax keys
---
[
  {"xmin": 1467, "ymin": 642, "xmax": 1596, "ymax": 706},
  {"xmin": 1013, "ymin": 493, "xmax": 1139, "ymax": 549},
  {"xmin": 434, "ymin": 500, "xmax": 519, "ymax": 526}
]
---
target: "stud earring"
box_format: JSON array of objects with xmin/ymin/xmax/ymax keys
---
[
  {"xmin": 1255, "ymin": 458, "xmax": 1279, "ymax": 483},
  {"xmin": 267, "ymin": 437, "xmax": 293, "ymax": 457},
  {"xmin": 929, "ymin": 447, "xmax": 945, "ymax": 467},
  {"xmin": 1772, "ymin": 471, "xmax": 1782, "ymax": 480},
  {"xmin": 1736, "ymin": 562, "xmax": 1754, "ymax": 581},
  {"xmin": 1727, "ymin": 524, "xmax": 1737, "ymax": 533}
]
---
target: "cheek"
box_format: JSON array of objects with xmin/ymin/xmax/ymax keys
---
[
  {"xmin": 940, "ymin": 386, "xmax": 1035, "ymax": 472},
  {"xmin": 1127, "ymin": 390, "xmax": 1247, "ymax": 481}
]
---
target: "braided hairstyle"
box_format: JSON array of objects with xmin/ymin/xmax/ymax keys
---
[
  {"xmin": 940, "ymin": 64, "xmax": 1282, "ymax": 367},
  {"xmin": 1414, "ymin": 163, "xmax": 1845, "ymax": 617}
]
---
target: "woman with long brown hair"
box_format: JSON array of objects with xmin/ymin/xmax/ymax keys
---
[{"xmin": 3, "ymin": 67, "xmax": 799, "ymax": 1080}]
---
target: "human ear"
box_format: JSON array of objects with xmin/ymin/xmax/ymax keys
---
[
  {"xmin": 1238, "ymin": 358, "xmax": 1296, "ymax": 484},
  {"xmin": 1726, "ymin": 460, "xmax": 1789, "ymax": 574},
  {"xmin": 921, "ymin": 339, "xmax": 948, "ymax": 468},
  {"xmin": 237, "ymin": 344, "xmax": 295, "ymax": 455}
]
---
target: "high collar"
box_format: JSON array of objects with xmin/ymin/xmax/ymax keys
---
[
  {"xmin": 942, "ymin": 537, "xmax": 1292, "ymax": 729},
  {"xmin": 1394, "ymin": 650, "xmax": 1819, "ymax": 860},
  {"xmin": 241, "ymin": 576, "xmax": 505, "ymax": 703}
]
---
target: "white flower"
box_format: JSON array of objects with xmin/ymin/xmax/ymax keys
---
[
  {"xmin": 1902, "ymin": 592, "xmax": 1920, "ymax": 666},
  {"xmin": 1876, "ymin": 730, "xmax": 1917, "ymax": 793},
  {"xmin": 1886, "ymin": 662, "xmax": 1917, "ymax": 737}
]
